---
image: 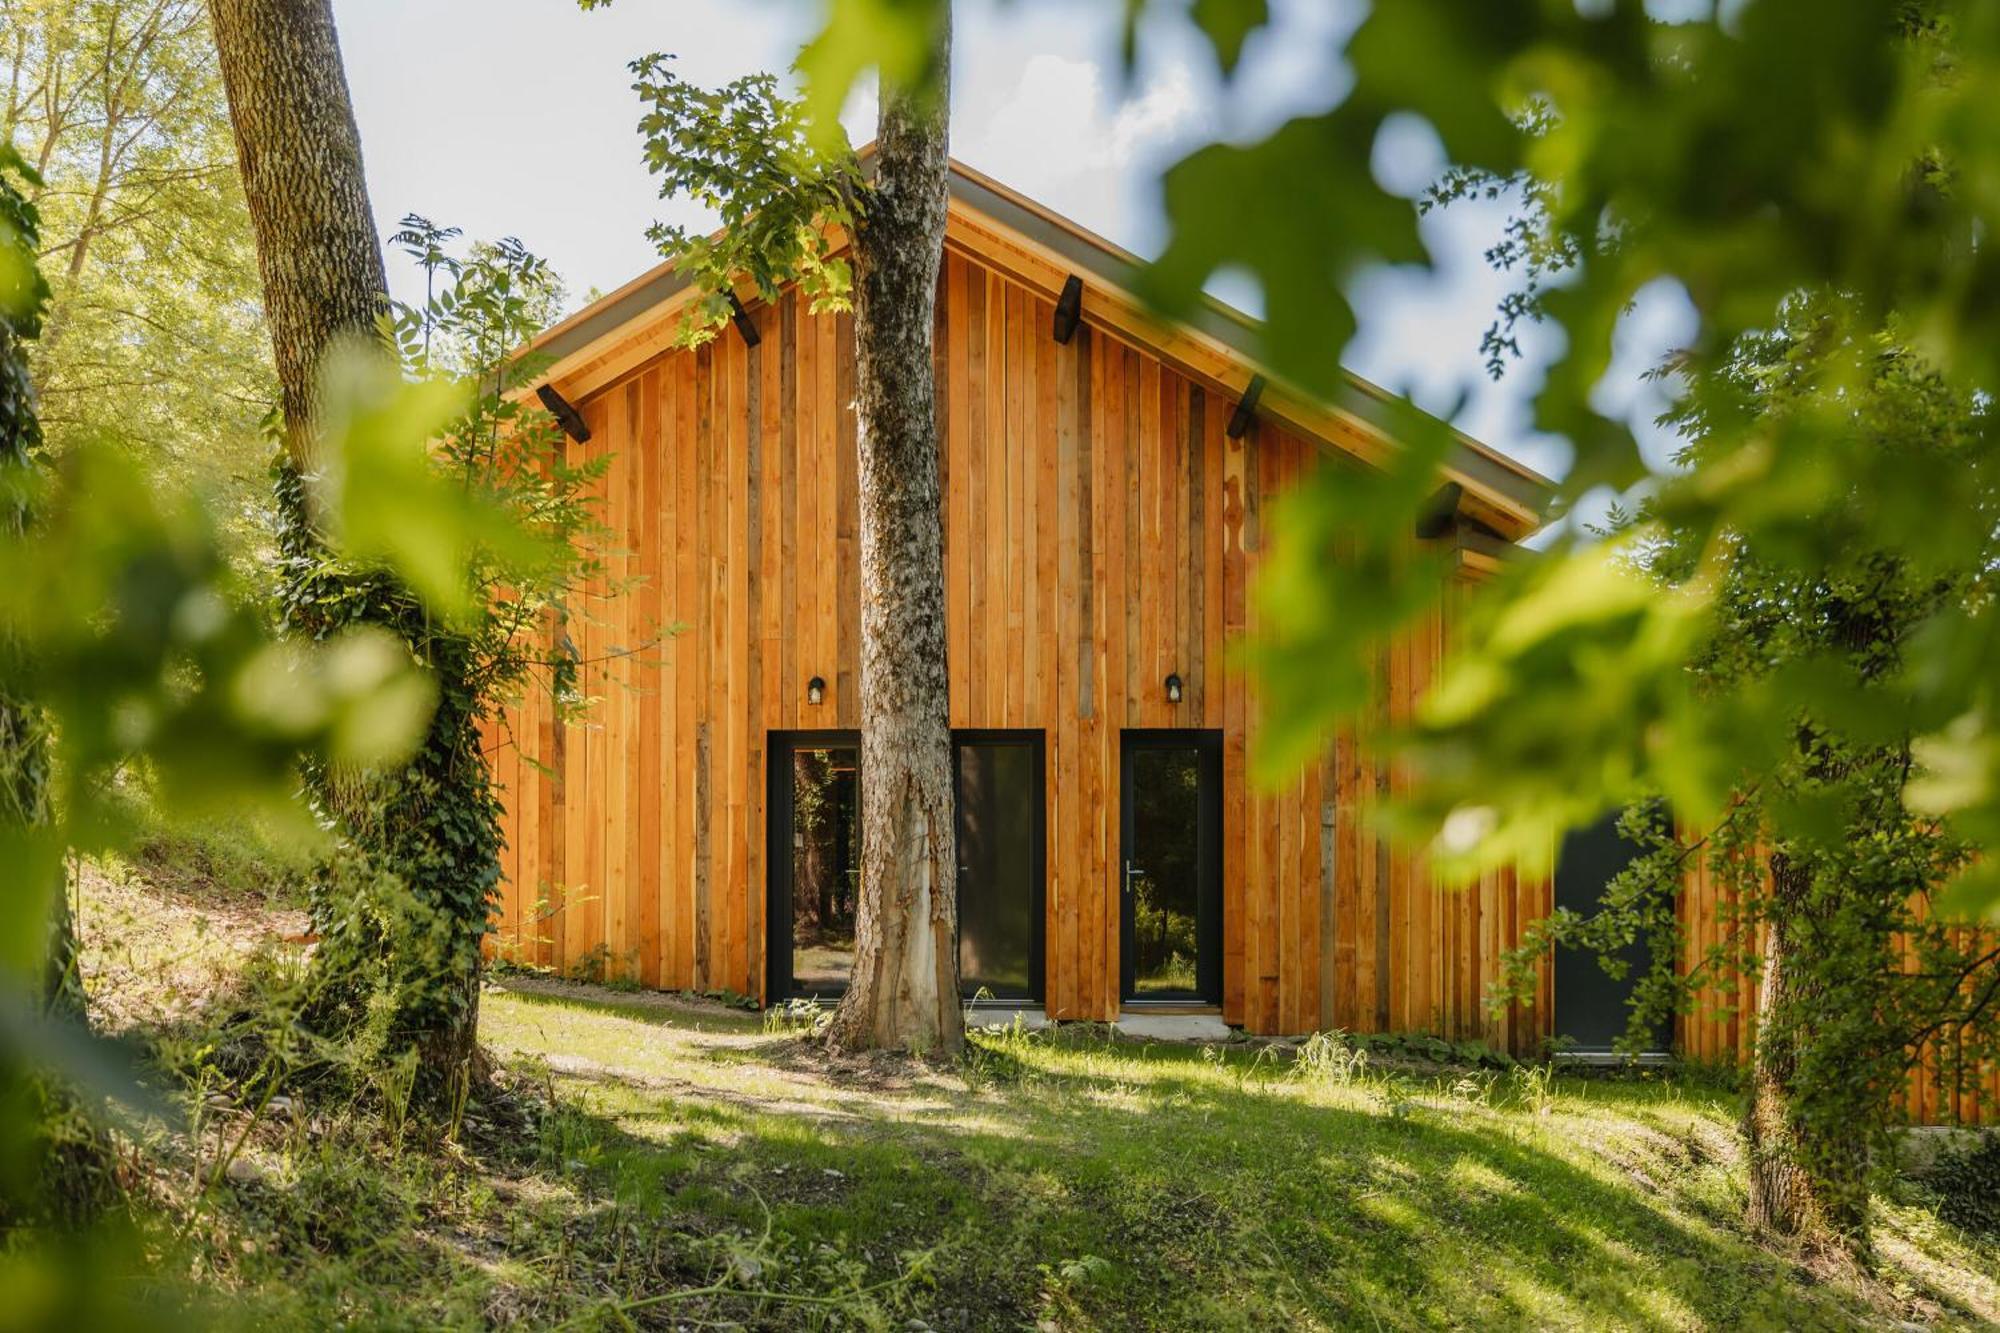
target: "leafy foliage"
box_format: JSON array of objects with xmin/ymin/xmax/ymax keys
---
[
  {"xmin": 0, "ymin": 117, "xmax": 452, "ymax": 1316},
  {"xmin": 1492, "ymin": 299, "xmax": 1996, "ymax": 1240},
  {"xmin": 1928, "ymin": 1131, "xmax": 2000, "ymax": 1237},
  {"xmin": 3, "ymin": 0, "xmax": 277, "ymax": 571},
  {"xmin": 626, "ymin": 55, "xmax": 861, "ymax": 345},
  {"xmin": 0, "ymin": 139, "xmax": 51, "ymax": 906},
  {"xmin": 0, "ymin": 136, "xmax": 590, "ymax": 1270},
  {"xmin": 575, "ymin": 0, "xmax": 948, "ymax": 149},
  {"xmin": 584, "ymin": 0, "xmax": 963, "ymax": 344},
  {"xmin": 1132, "ymin": 3, "xmax": 2000, "ymax": 918}
]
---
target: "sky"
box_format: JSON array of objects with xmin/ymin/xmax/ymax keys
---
[{"xmin": 330, "ymin": 0, "xmax": 1689, "ymax": 485}]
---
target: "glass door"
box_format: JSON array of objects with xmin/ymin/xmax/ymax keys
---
[
  {"xmin": 1120, "ymin": 730, "xmax": 1223, "ymax": 1003},
  {"xmin": 767, "ymin": 732, "xmax": 861, "ymax": 1000},
  {"xmin": 954, "ymin": 731, "xmax": 1044, "ymax": 1001}
]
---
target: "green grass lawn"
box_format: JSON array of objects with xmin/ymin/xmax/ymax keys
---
[
  {"xmin": 413, "ymin": 981, "xmax": 1990, "ymax": 1330},
  {"xmin": 75, "ymin": 861, "xmax": 2000, "ymax": 1330}
]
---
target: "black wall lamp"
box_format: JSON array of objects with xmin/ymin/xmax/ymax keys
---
[
  {"xmin": 806, "ymin": 675, "xmax": 826, "ymax": 706},
  {"xmin": 1164, "ymin": 672, "xmax": 1184, "ymax": 704}
]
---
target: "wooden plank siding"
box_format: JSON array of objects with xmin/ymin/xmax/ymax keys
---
[
  {"xmin": 473, "ymin": 186, "xmax": 1991, "ymax": 1115},
  {"xmin": 485, "ymin": 240, "xmax": 1554, "ymax": 1050}
]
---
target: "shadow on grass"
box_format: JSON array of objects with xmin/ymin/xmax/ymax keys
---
[
  {"xmin": 488, "ymin": 977, "xmax": 767, "ymax": 1033},
  {"xmin": 493, "ymin": 1017, "xmax": 1875, "ymax": 1332}
]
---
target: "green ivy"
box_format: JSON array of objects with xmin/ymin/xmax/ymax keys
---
[
  {"xmin": 1928, "ymin": 1131, "xmax": 2000, "ymax": 1237},
  {"xmin": 286, "ymin": 223, "xmax": 605, "ymax": 1091}
]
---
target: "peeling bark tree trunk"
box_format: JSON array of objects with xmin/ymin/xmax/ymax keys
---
[
  {"xmin": 825, "ymin": 15, "xmax": 962, "ymax": 1056},
  {"xmin": 208, "ymin": 0, "xmax": 484, "ymax": 1084},
  {"xmin": 1743, "ymin": 851, "xmax": 1871, "ymax": 1251}
]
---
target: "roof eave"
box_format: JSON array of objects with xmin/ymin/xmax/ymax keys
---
[{"xmin": 517, "ymin": 155, "xmax": 1554, "ymax": 541}]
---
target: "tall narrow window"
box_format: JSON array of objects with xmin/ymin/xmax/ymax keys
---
[
  {"xmin": 768, "ymin": 732, "xmax": 861, "ymax": 1000},
  {"xmin": 955, "ymin": 731, "xmax": 1044, "ymax": 1001},
  {"xmin": 1553, "ymin": 809, "xmax": 1673, "ymax": 1053},
  {"xmin": 1120, "ymin": 730, "xmax": 1223, "ymax": 1003}
]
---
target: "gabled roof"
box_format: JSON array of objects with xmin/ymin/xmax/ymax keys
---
[{"xmin": 524, "ymin": 157, "xmax": 1552, "ymax": 541}]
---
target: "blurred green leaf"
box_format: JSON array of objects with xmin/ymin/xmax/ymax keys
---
[
  {"xmin": 1936, "ymin": 861, "xmax": 2000, "ymax": 922},
  {"xmin": 319, "ymin": 345, "xmax": 553, "ymax": 620},
  {"xmin": 0, "ymin": 982, "xmax": 171, "ymax": 1126},
  {"xmin": 795, "ymin": 0, "xmax": 948, "ymax": 146}
]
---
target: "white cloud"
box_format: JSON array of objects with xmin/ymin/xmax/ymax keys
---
[{"xmin": 953, "ymin": 53, "xmax": 1206, "ymax": 251}]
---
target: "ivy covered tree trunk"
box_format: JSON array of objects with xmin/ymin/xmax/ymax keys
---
[
  {"xmin": 825, "ymin": 13, "xmax": 961, "ymax": 1055},
  {"xmin": 0, "ymin": 155, "xmax": 80, "ymax": 1025},
  {"xmin": 1743, "ymin": 851, "xmax": 1872, "ymax": 1251},
  {"xmin": 2, "ymin": 147, "xmax": 108, "ymax": 1224},
  {"xmin": 209, "ymin": 0, "xmax": 490, "ymax": 1088},
  {"xmin": 209, "ymin": 0, "xmax": 389, "ymax": 841}
]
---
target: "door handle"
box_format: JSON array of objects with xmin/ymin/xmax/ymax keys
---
[{"xmin": 1124, "ymin": 860, "xmax": 1143, "ymax": 895}]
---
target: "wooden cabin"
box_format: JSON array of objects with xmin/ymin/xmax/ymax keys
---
[
  {"xmin": 483, "ymin": 160, "xmax": 1997, "ymax": 1116},
  {"xmin": 486, "ymin": 158, "xmax": 1553, "ymax": 1048}
]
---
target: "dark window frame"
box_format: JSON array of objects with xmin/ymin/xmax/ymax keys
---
[
  {"xmin": 765, "ymin": 728, "xmax": 1049, "ymax": 1005},
  {"xmin": 765, "ymin": 729, "xmax": 862, "ymax": 1003},
  {"xmin": 1119, "ymin": 728, "xmax": 1225, "ymax": 1005},
  {"xmin": 952, "ymin": 729, "xmax": 1047, "ymax": 1005}
]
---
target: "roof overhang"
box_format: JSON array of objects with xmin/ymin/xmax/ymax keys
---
[{"xmin": 519, "ymin": 157, "xmax": 1553, "ymax": 541}]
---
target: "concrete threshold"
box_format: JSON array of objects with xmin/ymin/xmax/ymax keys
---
[
  {"xmin": 1113, "ymin": 1012, "xmax": 1233, "ymax": 1042},
  {"xmin": 964, "ymin": 1005, "xmax": 1050, "ymax": 1031}
]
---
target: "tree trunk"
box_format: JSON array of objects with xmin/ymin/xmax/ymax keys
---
[
  {"xmin": 1743, "ymin": 851, "xmax": 1872, "ymax": 1251},
  {"xmin": 825, "ymin": 15, "xmax": 961, "ymax": 1056},
  {"xmin": 2, "ymin": 145, "xmax": 109, "ymax": 1226},
  {"xmin": 207, "ymin": 0, "xmax": 387, "ymax": 479},
  {"xmin": 1, "ymin": 154, "xmax": 76, "ymax": 1024},
  {"xmin": 209, "ymin": 0, "xmax": 487, "ymax": 1087}
]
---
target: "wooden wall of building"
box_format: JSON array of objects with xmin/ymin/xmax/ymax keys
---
[
  {"xmin": 486, "ymin": 239, "xmax": 1552, "ymax": 1050},
  {"xmin": 481, "ymin": 222, "xmax": 1990, "ymax": 1108}
]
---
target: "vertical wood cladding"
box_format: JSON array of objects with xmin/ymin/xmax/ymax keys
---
[
  {"xmin": 489, "ymin": 245, "xmax": 1551, "ymax": 1051},
  {"xmin": 483, "ymin": 238, "xmax": 1993, "ymax": 1117}
]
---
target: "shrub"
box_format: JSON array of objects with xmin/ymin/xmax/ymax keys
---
[{"xmin": 1928, "ymin": 1131, "xmax": 2000, "ymax": 1237}]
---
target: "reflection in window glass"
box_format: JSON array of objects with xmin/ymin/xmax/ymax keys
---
[
  {"xmin": 791, "ymin": 747, "xmax": 859, "ymax": 995},
  {"xmin": 1130, "ymin": 747, "xmax": 1201, "ymax": 996},
  {"xmin": 957, "ymin": 741, "xmax": 1035, "ymax": 998}
]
